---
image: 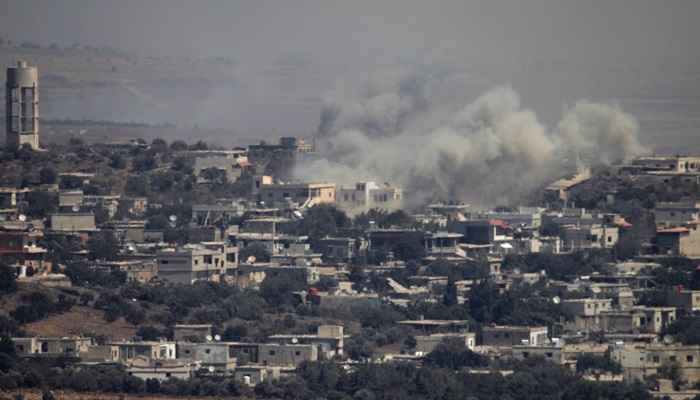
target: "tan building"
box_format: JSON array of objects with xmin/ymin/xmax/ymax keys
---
[
  {"xmin": 414, "ymin": 333, "xmax": 476, "ymax": 355},
  {"xmin": 173, "ymin": 324, "xmax": 213, "ymax": 342},
  {"xmin": 600, "ymin": 306, "xmax": 677, "ymax": 334},
  {"xmin": 177, "ymin": 342, "xmax": 236, "ymax": 372},
  {"xmin": 258, "ymin": 181, "xmax": 336, "ymax": 208},
  {"xmin": 12, "ymin": 336, "xmax": 92, "ymax": 357},
  {"xmin": 611, "ymin": 343, "xmax": 700, "ymax": 383},
  {"xmin": 654, "ymin": 201, "xmax": 700, "ymax": 228},
  {"xmin": 109, "ymin": 341, "xmax": 177, "ymax": 364},
  {"xmin": 58, "ymin": 190, "xmax": 84, "ymax": 209},
  {"xmin": 668, "ymin": 290, "xmax": 700, "ymax": 314},
  {"xmin": 156, "ymin": 242, "xmax": 238, "ymax": 285},
  {"xmin": 49, "ymin": 213, "xmax": 96, "ymax": 232},
  {"xmin": 336, "ymin": 181, "xmax": 403, "ymax": 215},
  {"xmin": 655, "ymin": 223, "xmax": 700, "ymax": 257},
  {"xmin": 481, "ymin": 325, "xmax": 548, "ymax": 346},
  {"xmin": 268, "ymin": 325, "xmax": 346, "ymax": 359}
]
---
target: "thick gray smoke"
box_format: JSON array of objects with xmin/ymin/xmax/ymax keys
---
[{"xmin": 296, "ymin": 73, "xmax": 648, "ymax": 208}]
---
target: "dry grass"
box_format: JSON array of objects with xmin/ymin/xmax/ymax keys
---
[{"xmin": 22, "ymin": 306, "xmax": 136, "ymax": 341}]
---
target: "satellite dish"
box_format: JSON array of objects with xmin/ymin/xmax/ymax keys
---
[
  {"xmin": 291, "ymin": 337, "xmax": 298, "ymax": 344},
  {"xmin": 552, "ymin": 296, "xmax": 561, "ymax": 304},
  {"xmin": 206, "ymin": 335, "xmax": 213, "ymax": 342},
  {"xmin": 18, "ymin": 214, "xmax": 26, "ymax": 222},
  {"xmin": 208, "ymin": 366, "xmax": 215, "ymax": 373},
  {"xmin": 214, "ymin": 335, "xmax": 221, "ymax": 341},
  {"xmin": 247, "ymin": 255, "xmax": 256, "ymax": 263},
  {"xmin": 169, "ymin": 215, "xmax": 178, "ymax": 223},
  {"xmin": 72, "ymin": 205, "xmax": 80, "ymax": 212}
]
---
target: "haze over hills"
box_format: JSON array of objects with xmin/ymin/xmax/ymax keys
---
[{"xmin": 1, "ymin": 1, "xmax": 699, "ymax": 153}]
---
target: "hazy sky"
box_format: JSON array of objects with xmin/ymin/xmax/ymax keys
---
[{"xmin": 2, "ymin": 1, "xmax": 699, "ymax": 150}]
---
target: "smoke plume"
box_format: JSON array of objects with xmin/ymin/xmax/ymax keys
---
[{"xmin": 296, "ymin": 72, "xmax": 648, "ymax": 208}]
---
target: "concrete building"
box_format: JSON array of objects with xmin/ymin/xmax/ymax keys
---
[
  {"xmin": 316, "ymin": 237, "xmax": 361, "ymax": 262},
  {"xmin": 560, "ymin": 224, "xmax": 619, "ymax": 252},
  {"xmin": 336, "ymin": 181, "xmax": 403, "ymax": 215},
  {"xmin": 192, "ymin": 150, "xmax": 248, "ymax": 183},
  {"xmin": 6, "ymin": 61, "xmax": 39, "ymax": 150},
  {"xmin": 414, "ymin": 333, "xmax": 476, "ymax": 355},
  {"xmin": 58, "ymin": 191, "xmax": 84, "ymax": 209},
  {"xmin": 481, "ymin": 325, "xmax": 548, "ymax": 346},
  {"xmin": 611, "ymin": 343, "xmax": 700, "ymax": 383},
  {"xmin": 655, "ymin": 223, "xmax": 700, "ymax": 257},
  {"xmin": 423, "ymin": 231, "xmax": 467, "ymax": 260},
  {"xmin": 512, "ymin": 343, "xmax": 608, "ymax": 370},
  {"xmin": 654, "ymin": 201, "xmax": 700, "ymax": 228},
  {"xmin": 228, "ymin": 342, "xmax": 318, "ymax": 367},
  {"xmin": 600, "ymin": 307, "xmax": 677, "ymax": 334},
  {"xmin": 177, "ymin": 342, "xmax": 235, "ymax": 372},
  {"xmin": 156, "ymin": 243, "xmax": 238, "ymax": 285},
  {"xmin": 562, "ymin": 298, "xmax": 613, "ymax": 318},
  {"xmin": 173, "ymin": 324, "xmax": 213, "ymax": 342},
  {"xmin": 268, "ymin": 325, "xmax": 346, "ymax": 359},
  {"xmin": 0, "ymin": 228, "xmax": 49, "ymax": 271},
  {"xmin": 109, "ymin": 341, "xmax": 177, "ymax": 364},
  {"xmin": 668, "ymin": 289, "xmax": 700, "ymax": 314},
  {"xmin": 49, "ymin": 213, "xmax": 96, "ymax": 232},
  {"xmin": 126, "ymin": 359, "xmax": 199, "ymax": 382},
  {"xmin": 12, "ymin": 337, "xmax": 92, "ymax": 357},
  {"xmin": 258, "ymin": 181, "xmax": 336, "ymax": 208},
  {"xmin": 622, "ymin": 156, "xmax": 700, "ymax": 175},
  {"xmin": 448, "ymin": 219, "xmax": 511, "ymax": 245}
]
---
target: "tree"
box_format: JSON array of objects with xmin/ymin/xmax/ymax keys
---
[
  {"xmin": 39, "ymin": 166, "xmax": 57, "ymax": 184},
  {"xmin": 0, "ymin": 265, "xmax": 17, "ymax": 294},
  {"xmin": 136, "ymin": 326, "xmax": 163, "ymax": 341},
  {"xmin": 575, "ymin": 353, "xmax": 622, "ymax": 374},
  {"xmin": 170, "ymin": 140, "xmax": 188, "ymax": 151},
  {"xmin": 423, "ymin": 338, "xmax": 488, "ymax": 369},
  {"xmin": 151, "ymin": 138, "xmax": 168, "ymax": 153},
  {"xmin": 443, "ymin": 275, "xmax": 458, "ymax": 306},
  {"xmin": 25, "ymin": 191, "xmax": 57, "ymax": 217},
  {"xmin": 125, "ymin": 175, "xmax": 149, "ymax": 197},
  {"xmin": 87, "ymin": 231, "xmax": 120, "ymax": 261},
  {"xmin": 297, "ymin": 204, "xmax": 350, "ymax": 248},
  {"xmin": 260, "ymin": 273, "xmax": 306, "ymax": 308},
  {"xmin": 223, "ymin": 324, "xmax": 248, "ymax": 341},
  {"xmin": 109, "ymin": 153, "xmax": 127, "ymax": 169},
  {"xmin": 189, "ymin": 140, "xmax": 208, "ymax": 151}
]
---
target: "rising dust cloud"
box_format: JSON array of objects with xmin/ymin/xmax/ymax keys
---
[{"xmin": 294, "ymin": 71, "xmax": 648, "ymax": 208}]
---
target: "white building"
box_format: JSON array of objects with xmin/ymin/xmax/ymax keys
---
[{"xmin": 336, "ymin": 181, "xmax": 403, "ymax": 215}]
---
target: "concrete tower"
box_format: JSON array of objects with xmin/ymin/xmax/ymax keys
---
[{"xmin": 6, "ymin": 60, "xmax": 39, "ymax": 150}]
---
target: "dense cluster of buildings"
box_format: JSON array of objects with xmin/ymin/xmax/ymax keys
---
[{"xmin": 5, "ymin": 60, "xmax": 700, "ymax": 395}]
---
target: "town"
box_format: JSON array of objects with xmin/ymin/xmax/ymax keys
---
[{"xmin": 1, "ymin": 58, "xmax": 700, "ymax": 400}]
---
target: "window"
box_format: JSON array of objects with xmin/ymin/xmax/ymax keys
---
[
  {"xmin": 688, "ymin": 355, "xmax": 694, "ymax": 363},
  {"xmin": 185, "ymin": 350, "xmax": 191, "ymax": 354},
  {"xmin": 269, "ymin": 350, "xmax": 276, "ymax": 356},
  {"xmin": 670, "ymin": 356, "xmax": 677, "ymax": 362},
  {"xmin": 295, "ymin": 351, "xmax": 301, "ymax": 356},
  {"xmin": 653, "ymin": 356, "xmax": 660, "ymax": 363},
  {"xmin": 17, "ymin": 345, "xmax": 24, "ymax": 351},
  {"xmin": 521, "ymin": 352, "xmax": 529, "ymax": 358},
  {"xmin": 205, "ymin": 349, "xmax": 211, "ymax": 354},
  {"xmin": 545, "ymin": 352, "xmax": 553, "ymax": 358},
  {"xmin": 166, "ymin": 372, "xmax": 171, "ymax": 378}
]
